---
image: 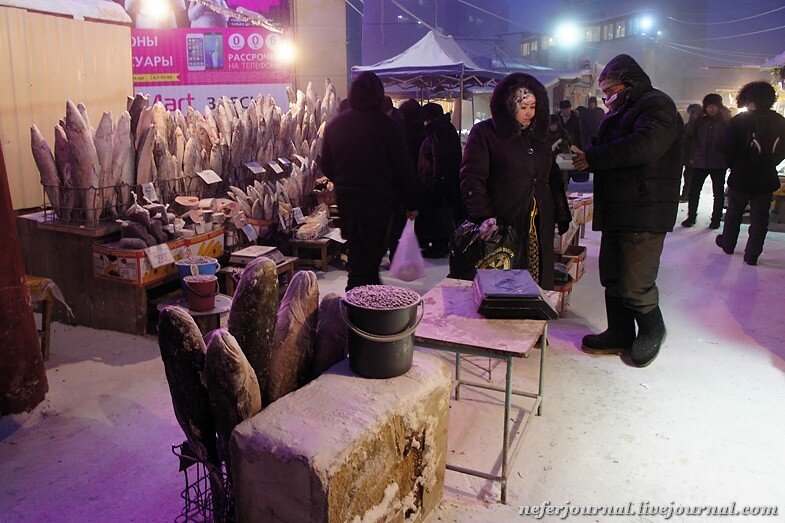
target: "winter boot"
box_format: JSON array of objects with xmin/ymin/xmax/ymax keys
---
[
  {"xmin": 715, "ymin": 235, "xmax": 733, "ymax": 255},
  {"xmin": 630, "ymin": 307, "xmax": 666, "ymax": 367},
  {"xmin": 681, "ymin": 216, "xmax": 695, "ymax": 227},
  {"xmin": 708, "ymin": 220, "xmax": 721, "ymax": 229},
  {"xmin": 581, "ymin": 295, "xmax": 636, "ymax": 354}
]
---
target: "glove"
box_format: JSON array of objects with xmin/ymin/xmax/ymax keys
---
[
  {"xmin": 478, "ymin": 217, "xmax": 499, "ymax": 241},
  {"xmin": 557, "ymin": 220, "xmax": 571, "ymax": 236}
]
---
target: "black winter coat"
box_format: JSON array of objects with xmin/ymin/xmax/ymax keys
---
[
  {"xmin": 579, "ymin": 107, "xmax": 604, "ymax": 149},
  {"xmin": 418, "ymin": 114, "xmax": 462, "ymax": 207},
  {"xmin": 725, "ymin": 109, "xmax": 785, "ymax": 194},
  {"xmin": 460, "ymin": 73, "xmax": 572, "ymax": 290},
  {"xmin": 686, "ymin": 112, "xmax": 729, "ymax": 170},
  {"xmin": 585, "ymin": 56, "xmax": 683, "ymax": 233},
  {"xmin": 319, "ymin": 75, "xmax": 419, "ymax": 212},
  {"xmin": 560, "ymin": 110, "xmax": 582, "ymax": 148}
]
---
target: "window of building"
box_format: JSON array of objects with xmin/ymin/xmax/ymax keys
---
[
  {"xmin": 476, "ymin": 17, "xmax": 483, "ymax": 25},
  {"xmin": 586, "ymin": 25, "xmax": 601, "ymax": 43},
  {"xmin": 603, "ymin": 22, "xmax": 614, "ymax": 40},
  {"xmin": 541, "ymin": 36, "xmax": 550, "ymax": 50},
  {"xmin": 628, "ymin": 17, "xmax": 639, "ymax": 35},
  {"xmin": 615, "ymin": 20, "xmax": 626, "ymax": 38},
  {"xmin": 522, "ymin": 42, "xmax": 530, "ymax": 56}
]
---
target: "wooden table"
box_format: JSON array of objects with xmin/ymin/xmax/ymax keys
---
[
  {"xmin": 290, "ymin": 238, "xmax": 334, "ymax": 272},
  {"xmin": 219, "ymin": 256, "xmax": 297, "ymax": 296},
  {"xmin": 413, "ymin": 278, "xmax": 547, "ymax": 504}
]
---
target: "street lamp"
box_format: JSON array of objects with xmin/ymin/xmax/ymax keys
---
[
  {"xmin": 555, "ymin": 22, "xmax": 580, "ymax": 47},
  {"xmin": 640, "ymin": 16, "xmax": 654, "ymax": 32},
  {"xmin": 274, "ymin": 40, "xmax": 297, "ymax": 64}
]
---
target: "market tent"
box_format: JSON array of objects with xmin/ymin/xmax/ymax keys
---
[
  {"xmin": 352, "ymin": 30, "xmax": 504, "ymax": 95},
  {"xmin": 764, "ymin": 50, "xmax": 785, "ymax": 67}
]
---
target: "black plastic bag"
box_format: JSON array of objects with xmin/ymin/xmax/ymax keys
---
[{"xmin": 448, "ymin": 220, "xmax": 520, "ymax": 280}]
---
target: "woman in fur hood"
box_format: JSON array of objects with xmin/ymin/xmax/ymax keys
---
[{"xmin": 459, "ymin": 73, "xmax": 571, "ymax": 289}]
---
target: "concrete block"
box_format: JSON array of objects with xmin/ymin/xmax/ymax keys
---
[{"xmin": 230, "ymin": 351, "xmax": 451, "ymax": 522}]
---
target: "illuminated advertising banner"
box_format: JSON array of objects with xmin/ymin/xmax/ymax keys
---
[{"xmin": 118, "ymin": 1, "xmax": 292, "ymax": 110}]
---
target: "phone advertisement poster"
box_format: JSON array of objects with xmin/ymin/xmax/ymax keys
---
[{"xmin": 123, "ymin": 1, "xmax": 293, "ymax": 110}]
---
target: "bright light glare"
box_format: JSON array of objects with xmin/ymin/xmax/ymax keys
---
[
  {"xmin": 640, "ymin": 16, "xmax": 654, "ymax": 31},
  {"xmin": 141, "ymin": 0, "xmax": 171, "ymax": 22},
  {"xmin": 555, "ymin": 22, "xmax": 580, "ymax": 47},
  {"xmin": 274, "ymin": 40, "xmax": 297, "ymax": 64}
]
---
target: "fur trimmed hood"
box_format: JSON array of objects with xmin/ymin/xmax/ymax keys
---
[{"xmin": 490, "ymin": 73, "xmax": 550, "ymax": 140}]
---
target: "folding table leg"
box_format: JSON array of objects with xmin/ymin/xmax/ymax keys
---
[
  {"xmin": 501, "ymin": 356, "xmax": 513, "ymax": 504},
  {"xmin": 454, "ymin": 353, "xmax": 461, "ymax": 400},
  {"xmin": 537, "ymin": 324, "xmax": 547, "ymax": 416}
]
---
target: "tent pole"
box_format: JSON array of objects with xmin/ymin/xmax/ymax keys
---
[{"xmin": 455, "ymin": 66, "xmax": 464, "ymax": 133}]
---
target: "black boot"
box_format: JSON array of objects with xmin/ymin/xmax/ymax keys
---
[
  {"xmin": 681, "ymin": 216, "xmax": 695, "ymax": 227},
  {"xmin": 630, "ymin": 307, "xmax": 666, "ymax": 367},
  {"xmin": 581, "ymin": 295, "xmax": 636, "ymax": 354}
]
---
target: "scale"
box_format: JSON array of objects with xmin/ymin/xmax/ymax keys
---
[{"xmin": 229, "ymin": 245, "xmax": 287, "ymax": 266}]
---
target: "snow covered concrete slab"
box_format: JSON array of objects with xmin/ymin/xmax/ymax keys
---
[{"xmin": 230, "ymin": 352, "xmax": 451, "ymax": 522}]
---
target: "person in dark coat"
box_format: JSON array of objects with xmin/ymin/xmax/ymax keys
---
[
  {"xmin": 416, "ymin": 102, "xmax": 464, "ymax": 258},
  {"xmin": 547, "ymin": 114, "xmax": 573, "ymax": 189},
  {"xmin": 681, "ymin": 93, "xmax": 731, "ymax": 228},
  {"xmin": 680, "ymin": 103, "xmax": 703, "ymax": 202},
  {"xmin": 572, "ymin": 54, "xmax": 683, "ymax": 368},
  {"xmin": 459, "ymin": 73, "xmax": 572, "ymax": 290},
  {"xmin": 579, "ymin": 96, "xmax": 605, "ymax": 149},
  {"xmin": 716, "ymin": 81, "xmax": 785, "ymax": 265},
  {"xmin": 382, "ymin": 95, "xmax": 405, "ymax": 127},
  {"xmin": 387, "ymin": 99, "xmax": 425, "ymax": 260},
  {"xmin": 319, "ymin": 72, "xmax": 420, "ymax": 290},
  {"xmin": 558, "ymin": 99, "xmax": 582, "ymax": 148}
]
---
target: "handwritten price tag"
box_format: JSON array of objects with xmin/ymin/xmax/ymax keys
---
[
  {"xmin": 145, "ymin": 243, "xmax": 175, "ymax": 268},
  {"xmin": 292, "ymin": 207, "xmax": 306, "ymax": 225},
  {"xmin": 142, "ymin": 182, "xmax": 159, "ymax": 203},
  {"xmin": 293, "ymin": 154, "xmax": 308, "ymax": 166},
  {"xmin": 241, "ymin": 223, "xmax": 258, "ymax": 242},
  {"xmin": 269, "ymin": 162, "xmax": 284, "ymax": 174},
  {"xmin": 197, "ymin": 169, "xmax": 222, "ymax": 184},
  {"xmin": 244, "ymin": 162, "xmax": 265, "ymax": 174}
]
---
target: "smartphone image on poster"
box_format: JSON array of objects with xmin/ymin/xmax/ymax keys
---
[
  {"xmin": 205, "ymin": 32, "xmax": 224, "ymax": 70},
  {"xmin": 186, "ymin": 33, "xmax": 205, "ymax": 71}
]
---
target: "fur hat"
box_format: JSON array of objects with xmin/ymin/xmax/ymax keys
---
[
  {"xmin": 421, "ymin": 102, "xmax": 444, "ymax": 122},
  {"xmin": 490, "ymin": 72, "xmax": 549, "ymax": 140},
  {"xmin": 737, "ymin": 81, "xmax": 776, "ymax": 110},
  {"xmin": 702, "ymin": 93, "xmax": 723, "ymax": 109}
]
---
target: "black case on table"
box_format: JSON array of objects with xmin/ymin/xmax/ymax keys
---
[{"xmin": 471, "ymin": 269, "xmax": 558, "ymax": 320}]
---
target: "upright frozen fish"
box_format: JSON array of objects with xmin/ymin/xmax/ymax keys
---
[
  {"xmin": 266, "ymin": 270, "xmax": 319, "ymax": 404},
  {"xmin": 64, "ymin": 101, "xmax": 101, "ymax": 223},
  {"xmin": 30, "ymin": 125, "xmax": 60, "ymax": 213},
  {"xmin": 204, "ymin": 328, "xmax": 262, "ymax": 473},
  {"xmin": 157, "ymin": 307, "xmax": 224, "ymax": 504},
  {"xmin": 311, "ymin": 293, "xmax": 349, "ymax": 379},
  {"xmin": 227, "ymin": 256, "xmax": 279, "ymax": 396}
]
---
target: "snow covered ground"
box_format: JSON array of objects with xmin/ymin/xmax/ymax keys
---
[{"xmin": 2, "ymin": 191, "xmax": 784, "ymax": 522}]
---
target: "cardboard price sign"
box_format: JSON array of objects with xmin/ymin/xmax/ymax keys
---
[
  {"xmin": 244, "ymin": 162, "xmax": 265, "ymax": 174},
  {"xmin": 145, "ymin": 243, "xmax": 175, "ymax": 268},
  {"xmin": 241, "ymin": 223, "xmax": 258, "ymax": 242},
  {"xmin": 292, "ymin": 207, "xmax": 306, "ymax": 225},
  {"xmin": 197, "ymin": 170, "xmax": 222, "ymax": 184},
  {"xmin": 142, "ymin": 182, "xmax": 159, "ymax": 203},
  {"xmin": 269, "ymin": 162, "xmax": 284, "ymax": 174}
]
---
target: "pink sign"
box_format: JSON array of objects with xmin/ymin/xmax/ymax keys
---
[{"xmin": 132, "ymin": 28, "xmax": 291, "ymax": 86}]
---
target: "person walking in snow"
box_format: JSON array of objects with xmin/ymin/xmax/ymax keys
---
[
  {"xmin": 716, "ymin": 81, "xmax": 785, "ymax": 265},
  {"xmin": 320, "ymin": 72, "xmax": 420, "ymax": 290},
  {"xmin": 681, "ymin": 94, "xmax": 731, "ymax": 229},
  {"xmin": 572, "ymin": 54, "xmax": 683, "ymax": 368}
]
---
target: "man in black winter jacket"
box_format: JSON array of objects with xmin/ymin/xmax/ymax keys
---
[
  {"xmin": 681, "ymin": 93, "xmax": 731, "ymax": 229},
  {"xmin": 319, "ymin": 72, "xmax": 420, "ymax": 290},
  {"xmin": 416, "ymin": 102, "xmax": 463, "ymax": 257},
  {"xmin": 716, "ymin": 81, "xmax": 785, "ymax": 265},
  {"xmin": 558, "ymin": 99, "xmax": 582, "ymax": 148},
  {"xmin": 573, "ymin": 54, "xmax": 683, "ymax": 368}
]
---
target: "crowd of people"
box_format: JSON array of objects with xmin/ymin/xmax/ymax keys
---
[{"xmin": 320, "ymin": 55, "xmax": 785, "ymax": 369}]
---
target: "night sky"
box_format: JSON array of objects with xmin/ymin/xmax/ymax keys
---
[{"xmin": 507, "ymin": 0, "xmax": 785, "ymax": 62}]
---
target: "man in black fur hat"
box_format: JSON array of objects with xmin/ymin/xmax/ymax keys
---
[{"xmin": 573, "ymin": 55, "xmax": 683, "ymax": 367}]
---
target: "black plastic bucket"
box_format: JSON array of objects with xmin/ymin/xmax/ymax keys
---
[{"xmin": 340, "ymin": 296, "xmax": 424, "ymax": 379}]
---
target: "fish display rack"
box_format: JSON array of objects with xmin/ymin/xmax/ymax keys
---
[
  {"xmin": 172, "ymin": 442, "xmax": 234, "ymax": 522},
  {"xmin": 41, "ymin": 183, "xmax": 140, "ymax": 230}
]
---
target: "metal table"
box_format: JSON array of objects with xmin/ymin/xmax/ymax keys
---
[{"xmin": 413, "ymin": 278, "xmax": 547, "ymax": 504}]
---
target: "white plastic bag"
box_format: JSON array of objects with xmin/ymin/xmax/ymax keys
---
[{"xmin": 389, "ymin": 219, "xmax": 426, "ymax": 282}]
